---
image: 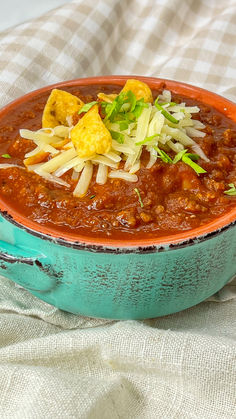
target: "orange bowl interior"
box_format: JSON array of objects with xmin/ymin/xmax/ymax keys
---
[{"xmin": 0, "ymin": 75, "xmax": 235, "ymax": 248}]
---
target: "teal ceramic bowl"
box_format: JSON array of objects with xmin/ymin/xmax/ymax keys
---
[{"xmin": 0, "ymin": 76, "xmax": 235, "ymax": 319}]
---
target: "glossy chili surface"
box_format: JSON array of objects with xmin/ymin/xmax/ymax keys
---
[{"xmin": 0, "ymin": 84, "xmax": 235, "ymax": 240}]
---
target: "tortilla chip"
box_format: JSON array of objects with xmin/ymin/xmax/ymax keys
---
[
  {"xmin": 71, "ymin": 104, "xmax": 112, "ymax": 158},
  {"xmin": 97, "ymin": 92, "xmax": 118, "ymax": 103},
  {"xmin": 42, "ymin": 89, "xmax": 84, "ymax": 128},
  {"xmin": 121, "ymin": 79, "xmax": 153, "ymax": 103}
]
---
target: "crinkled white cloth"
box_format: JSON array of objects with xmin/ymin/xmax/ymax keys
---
[{"xmin": 0, "ymin": 1, "xmax": 236, "ymax": 418}]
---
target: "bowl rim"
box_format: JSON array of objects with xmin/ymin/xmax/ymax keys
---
[{"xmin": 0, "ymin": 75, "xmax": 235, "ymax": 250}]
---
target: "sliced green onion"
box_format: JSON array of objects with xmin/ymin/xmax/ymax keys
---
[
  {"xmin": 224, "ymin": 183, "xmax": 236, "ymax": 196},
  {"xmin": 78, "ymin": 101, "xmax": 98, "ymax": 114},
  {"xmin": 103, "ymin": 101, "xmax": 117, "ymax": 121},
  {"xmin": 109, "ymin": 130, "xmax": 125, "ymax": 144},
  {"xmin": 121, "ymin": 103, "xmax": 130, "ymax": 112},
  {"xmin": 125, "ymin": 113, "xmax": 136, "ymax": 122},
  {"xmin": 172, "ymin": 150, "xmax": 205, "ymax": 174},
  {"xmin": 102, "ymin": 91, "xmax": 148, "ymax": 125},
  {"xmin": 134, "ymin": 188, "xmax": 144, "ymax": 207},
  {"xmin": 124, "ymin": 90, "xmax": 136, "ymax": 112},
  {"xmin": 117, "ymin": 120, "xmax": 129, "ymax": 131},
  {"xmin": 103, "ymin": 93, "xmax": 127, "ymax": 122},
  {"xmin": 151, "ymin": 146, "xmax": 206, "ymax": 174},
  {"xmin": 90, "ymin": 195, "xmax": 96, "ymax": 199},
  {"xmin": 136, "ymin": 134, "xmax": 160, "ymax": 146},
  {"xmin": 172, "ymin": 149, "xmax": 188, "ymax": 164},
  {"xmin": 153, "ymin": 146, "xmax": 173, "ymax": 164},
  {"xmin": 173, "ymin": 150, "xmax": 200, "ymax": 164},
  {"xmin": 132, "ymin": 98, "xmax": 149, "ymax": 119},
  {"xmin": 154, "ymin": 98, "xmax": 179, "ymax": 124},
  {"xmin": 1, "ymin": 154, "xmax": 11, "ymax": 158},
  {"xmin": 182, "ymin": 154, "xmax": 206, "ymax": 174},
  {"xmin": 104, "ymin": 91, "xmax": 129, "ymax": 122},
  {"xmin": 185, "ymin": 153, "xmax": 200, "ymax": 161}
]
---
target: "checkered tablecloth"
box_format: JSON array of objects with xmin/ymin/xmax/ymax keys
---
[{"xmin": 0, "ymin": 1, "xmax": 235, "ymax": 418}]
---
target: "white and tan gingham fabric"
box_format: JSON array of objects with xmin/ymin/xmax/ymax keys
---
[{"xmin": 0, "ymin": 1, "xmax": 236, "ymax": 418}]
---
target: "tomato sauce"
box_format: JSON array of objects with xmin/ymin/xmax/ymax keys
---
[{"xmin": 0, "ymin": 84, "xmax": 235, "ymax": 240}]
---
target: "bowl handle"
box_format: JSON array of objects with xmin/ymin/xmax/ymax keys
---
[{"xmin": 0, "ymin": 240, "xmax": 60, "ymax": 292}]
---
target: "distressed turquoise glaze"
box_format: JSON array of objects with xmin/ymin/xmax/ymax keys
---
[{"xmin": 0, "ymin": 213, "xmax": 235, "ymax": 319}]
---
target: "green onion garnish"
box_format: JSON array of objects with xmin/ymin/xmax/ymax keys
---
[
  {"xmin": 172, "ymin": 149, "xmax": 188, "ymax": 164},
  {"xmin": 134, "ymin": 188, "xmax": 144, "ymax": 208},
  {"xmin": 117, "ymin": 121, "xmax": 129, "ymax": 131},
  {"xmin": 109, "ymin": 130, "xmax": 125, "ymax": 144},
  {"xmin": 173, "ymin": 150, "xmax": 200, "ymax": 164},
  {"xmin": 78, "ymin": 101, "xmax": 98, "ymax": 114},
  {"xmin": 135, "ymin": 134, "xmax": 160, "ymax": 146},
  {"xmin": 224, "ymin": 183, "xmax": 236, "ymax": 196},
  {"xmin": 90, "ymin": 195, "xmax": 96, "ymax": 199},
  {"xmin": 184, "ymin": 153, "xmax": 200, "ymax": 161},
  {"xmin": 154, "ymin": 98, "xmax": 179, "ymax": 124},
  {"xmin": 182, "ymin": 154, "xmax": 206, "ymax": 174},
  {"xmin": 1, "ymin": 154, "xmax": 11, "ymax": 158},
  {"xmin": 153, "ymin": 146, "xmax": 173, "ymax": 164},
  {"xmin": 132, "ymin": 98, "xmax": 149, "ymax": 119},
  {"xmin": 152, "ymin": 147, "xmax": 206, "ymax": 175},
  {"xmin": 124, "ymin": 90, "xmax": 136, "ymax": 112},
  {"xmin": 173, "ymin": 150, "xmax": 205, "ymax": 174},
  {"xmin": 103, "ymin": 91, "xmax": 148, "ymax": 124},
  {"xmin": 104, "ymin": 92, "xmax": 126, "ymax": 122}
]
